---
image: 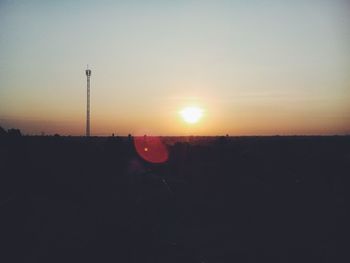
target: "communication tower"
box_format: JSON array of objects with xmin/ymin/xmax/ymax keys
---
[{"xmin": 86, "ymin": 66, "xmax": 91, "ymax": 137}]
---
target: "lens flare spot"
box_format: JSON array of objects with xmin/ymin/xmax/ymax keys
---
[{"xmin": 134, "ymin": 136, "xmax": 168, "ymax": 163}]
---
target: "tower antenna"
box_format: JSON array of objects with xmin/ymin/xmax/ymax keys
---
[{"xmin": 85, "ymin": 66, "xmax": 91, "ymax": 137}]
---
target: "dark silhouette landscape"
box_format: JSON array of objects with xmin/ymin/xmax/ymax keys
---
[{"xmin": 1, "ymin": 128, "xmax": 349, "ymax": 262}]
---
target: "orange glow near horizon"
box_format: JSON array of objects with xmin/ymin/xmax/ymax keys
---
[{"xmin": 1, "ymin": 100, "xmax": 350, "ymax": 136}]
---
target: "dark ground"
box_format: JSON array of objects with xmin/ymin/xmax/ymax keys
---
[{"xmin": 1, "ymin": 135, "xmax": 349, "ymax": 263}]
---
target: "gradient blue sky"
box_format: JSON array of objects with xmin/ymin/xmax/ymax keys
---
[{"xmin": 1, "ymin": 0, "xmax": 349, "ymax": 135}]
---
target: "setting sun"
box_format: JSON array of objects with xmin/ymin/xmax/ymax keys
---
[{"xmin": 180, "ymin": 106, "xmax": 203, "ymax": 124}]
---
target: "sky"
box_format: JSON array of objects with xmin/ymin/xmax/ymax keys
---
[{"xmin": 0, "ymin": 0, "xmax": 349, "ymax": 136}]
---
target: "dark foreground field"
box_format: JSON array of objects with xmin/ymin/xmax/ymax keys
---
[{"xmin": 1, "ymin": 135, "xmax": 349, "ymax": 263}]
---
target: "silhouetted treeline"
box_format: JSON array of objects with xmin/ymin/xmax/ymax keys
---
[{"xmin": 0, "ymin": 126, "xmax": 22, "ymax": 137}]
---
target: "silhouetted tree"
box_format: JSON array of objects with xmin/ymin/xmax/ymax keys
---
[
  {"xmin": 0, "ymin": 126, "xmax": 7, "ymax": 136},
  {"xmin": 7, "ymin": 128, "xmax": 22, "ymax": 137},
  {"xmin": 128, "ymin": 133, "xmax": 133, "ymax": 143}
]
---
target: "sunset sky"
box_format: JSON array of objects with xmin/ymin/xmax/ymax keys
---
[{"xmin": 1, "ymin": 0, "xmax": 349, "ymax": 136}]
